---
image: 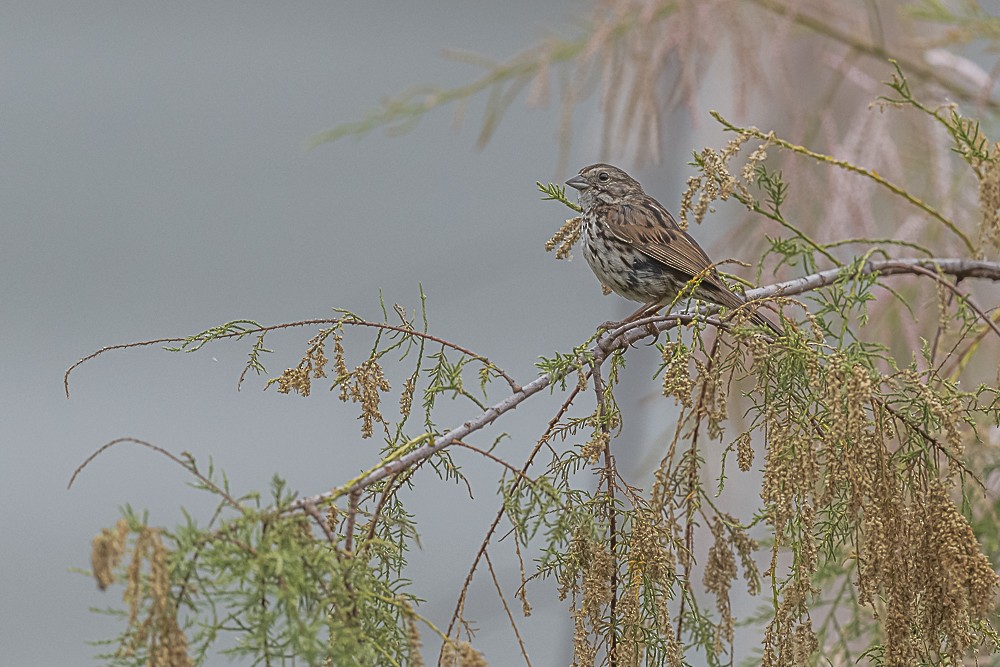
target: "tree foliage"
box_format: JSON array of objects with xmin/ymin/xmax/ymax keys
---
[{"xmin": 69, "ymin": 1, "xmax": 1000, "ymax": 665}]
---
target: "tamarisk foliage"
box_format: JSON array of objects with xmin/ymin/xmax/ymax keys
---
[{"xmin": 69, "ymin": 30, "xmax": 1000, "ymax": 667}]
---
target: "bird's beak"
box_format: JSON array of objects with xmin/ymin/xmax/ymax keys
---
[{"xmin": 565, "ymin": 175, "xmax": 588, "ymax": 191}]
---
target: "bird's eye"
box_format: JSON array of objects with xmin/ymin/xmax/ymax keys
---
[{"xmin": 598, "ymin": 171, "xmax": 610, "ymax": 182}]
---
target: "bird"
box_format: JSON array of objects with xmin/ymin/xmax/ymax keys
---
[{"xmin": 565, "ymin": 163, "xmax": 781, "ymax": 335}]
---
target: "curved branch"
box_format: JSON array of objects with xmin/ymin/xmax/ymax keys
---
[
  {"xmin": 68, "ymin": 437, "xmax": 247, "ymax": 514},
  {"xmin": 65, "ymin": 317, "xmax": 521, "ymax": 398},
  {"xmin": 288, "ymin": 257, "xmax": 999, "ymax": 507},
  {"xmin": 70, "ymin": 258, "xmax": 999, "ymax": 516}
]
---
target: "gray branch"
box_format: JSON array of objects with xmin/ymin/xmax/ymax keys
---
[{"xmin": 286, "ymin": 257, "xmax": 1000, "ymax": 513}]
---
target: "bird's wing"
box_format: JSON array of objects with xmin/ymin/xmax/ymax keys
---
[
  {"xmin": 601, "ymin": 196, "xmax": 782, "ymax": 333},
  {"xmin": 602, "ymin": 198, "xmax": 737, "ymax": 300}
]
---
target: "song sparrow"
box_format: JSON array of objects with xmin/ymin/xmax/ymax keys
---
[{"xmin": 566, "ymin": 163, "xmax": 781, "ymax": 335}]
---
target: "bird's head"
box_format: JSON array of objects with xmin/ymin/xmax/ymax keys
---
[{"xmin": 566, "ymin": 163, "xmax": 644, "ymax": 204}]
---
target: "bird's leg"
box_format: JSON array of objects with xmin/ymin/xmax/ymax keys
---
[
  {"xmin": 631, "ymin": 302, "xmax": 664, "ymax": 338},
  {"xmin": 597, "ymin": 301, "xmax": 663, "ymax": 336},
  {"xmin": 626, "ymin": 301, "xmax": 662, "ymax": 324}
]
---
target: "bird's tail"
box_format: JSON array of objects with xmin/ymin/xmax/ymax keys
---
[
  {"xmin": 703, "ymin": 283, "xmax": 782, "ymax": 336},
  {"xmin": 748, "ymin": 309, "xmax": 783, "ymax": 337}
]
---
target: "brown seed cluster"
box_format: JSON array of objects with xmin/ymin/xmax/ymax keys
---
[
  {"xmin": 332, "ymin": 331, "xmax": 349, "ymax": 399},
  {"xmin": 271, "ymin": 332, "xmax": 331, "ymax": 398},
  {"xmin": 399, "ymin": 373, "xmax": 417, "ymax": 421},
  {"xmin": 659, "ymin": 341, "xmax": 694, "ymax": 407},
  {"xmin": 545, "ymin": 216, "xmax": 582, "ymax": 260},
  {"xmin": 679, "ymin": 135, "xmax": 769, "ymax": 229},
  {"xmin": 270, "ymin": 329, "xmax": 393, "ymax": 438},
  {"xmin": 403, "ymin": 603, "xmax": 424, "ymax": 667},
  {"xmin": 440, "ymin": 640, "xmax": 488, "ymax": 667},
  {"xmin": 698, "ymin": 359, "xmax": 728, "ymax": 440},
  {"xmin": 92, "ymin": 518, "xmax": 129, "ymax": 591},
  {"xmin": 857, "ymin": 480, "xmax": 1000, "ymax": 664},
  {"xmin": 561, "ymin": 503, "xmax": 687, "ymax": 665},
  {"xmin": 580, "ymin": 429, "xmax": 609, "ymax": 464},
  {"xmin": 735, "ymin": 432, "xmax": 754, "ymax": 471},
  {"xmin": 762, "ymin": 602, "xmax": 818, "ymax": 667},
  {"xmin": 345, "ymin": 359, "xmax": 392, "ymax": 439},
  {"xmin": 272, "ymin": 366, "xmax": 313, "ymax": 396},
  {"xmin": 751, "ymin": 332, "xmax": 999, "ymax": 664},
  {"xmin": 703, "ymin": 518, "xmax": 738, "ymax": 651},
  {"xmin": 557, "ymin": 526, "xmax": 615, "ymax": 665},
  {"xmin": 628, "ymin": 507, "xmax": 677, "ymax": 584},
  {"xmin": 975, "ymin": 141, "xmax": 1000, "ymax": 257},
  {"xmin": 90, "ymin": 521, "xmax": 192, "ymax": 666}
]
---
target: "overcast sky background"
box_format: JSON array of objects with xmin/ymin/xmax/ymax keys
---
[{"xmin": 0, "ymin": 2, "xmax": 747, "ymax": 664}]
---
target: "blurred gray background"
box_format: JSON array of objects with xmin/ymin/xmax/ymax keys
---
[{"xmin": 0, "ymin": 1, "xmax": 728, "ymax": 663}]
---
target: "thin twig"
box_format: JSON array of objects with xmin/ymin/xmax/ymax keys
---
[
  {"xmin": 454, "ymin": 441, "xmax": 538, "ymax": 483},
  {"xmin": 904, "ymin": 264, "xmax": 1000, "ymax": 342},
  {"xmin": 590, "ymin": 356, "xmax": 619, "ymax": 666},
  {"xmin": 363, "ymin": 472, "xmax": 404, "ymax": 548},
  {"xmin": 302, "ymin": 500, "xmax": 336, "ymax": 543},
  {"xmin": 879, "ymin": 399, "xmax": 984, "ymax": 490},
  {"xmin": 483, "ymin": 549, "xmax": 533, "ymax": 667},
  {"xmin": 939, "ymin": 307, "xmax": 1000, "ymax": 380},
  {"xmin": 65, "ymin": 317, "xmax": 521, "ymax": 397},
  {"xmin": 67, "ymin": 437, "xmax": 246, "ymax": 514},
  {"xmin": 444, "ymin": 382, "xmax": 584, "ymax": 653},
  {"xmin": 65, "ymin": 337, "xmax": 196, "ymax": 398},
  {"xmin": 719, "ymin": 110, "xmax": 974, "ymax": 253},
  {"xmin": 344, "ymin": 489, "xmax": 361, "ymax": 554},
  {"xmin": 749, "ymin": 0, "xmax": 1000, "ymax": 114}
]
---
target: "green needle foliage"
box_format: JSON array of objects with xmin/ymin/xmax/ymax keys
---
[{"xmin": 69, "ymin": 3, "xmax": 1000, "ymax": 666}]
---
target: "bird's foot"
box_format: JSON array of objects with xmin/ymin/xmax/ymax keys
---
[{"xmin": 597, "ymin": 319, "xmax": 623, "ymax": 332}]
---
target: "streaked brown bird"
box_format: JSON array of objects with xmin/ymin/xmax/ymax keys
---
[{"xmin": 566, "ymin": 163, "xmax": 781, "ymax": 335}]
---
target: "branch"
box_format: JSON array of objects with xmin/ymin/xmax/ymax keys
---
[
  {"xmin": 65, "ymin": 317, "xmax": 521, "ymax": 398},
  {"xmin": 68, "ymin": 437, "xmax": 247, "ymax": 514},
  {"xmin": 287, "ymin": 257, "xmax": 999, "ymax": 508},
  {"xmin": 444, "ymin": 382, "xmax": 583, "ymax": 653},
  {"xmin": 747, "ymin": 258, "xmax": 1000, "ymax": 300},
  {"xmin": 70, "ymin": 258, "xmax": 999, "ymax": 519},
  {"xmin": 590, "ymin": 356, "xmax": 619, "ymax": 665},
  {"xmin": 714, "ymin": 112, "xmax": 976, "ymax": 254},
  {"xmin": 749, "ymin": 0, "xmax": 1000, "ymax": 113}
]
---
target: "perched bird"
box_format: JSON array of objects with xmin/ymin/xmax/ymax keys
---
[{"xmin": 565, "ymin": 163, "xmax": 781, "ymax": 335}]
